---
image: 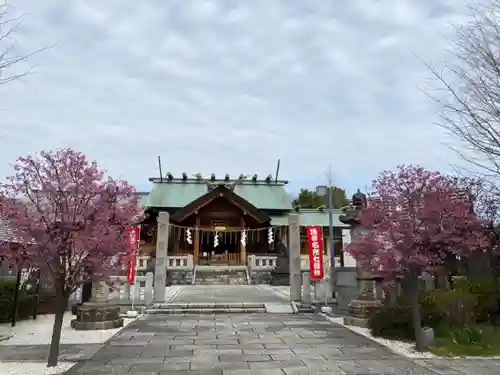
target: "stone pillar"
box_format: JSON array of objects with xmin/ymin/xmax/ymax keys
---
[
  {"xmin": 90, "ymin": 281, "xmax": 109, "ymax": 303},
  {"xmin": 289, "ymin": 213, "xmax": 301, "ymax": 302},
  {"xmin": 71, "ymin": 281, "xmax": 123, "ymax": 330},
  {"xmin": 302, "ymin": 271, "xmax": 311, "ymax": 306},
  {"xmin": 154, "ymin": 212, "xmax": 170, "ymax": 302},
  {"xmin": 145, "ymin": 272, "xmax": 154, "ymax": 305}
]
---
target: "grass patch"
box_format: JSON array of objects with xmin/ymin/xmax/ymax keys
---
[{"xmin": 428, "ymin": 325, "xmax": 500, "ymax": 357}]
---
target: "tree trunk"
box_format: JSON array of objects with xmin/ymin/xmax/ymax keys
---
[
  {"xmin": 405, "ymin": 273, "xmax": 424, "ymax": 352},
  {"xmin": 47, "ymin": 292, "xmax": 69, "ymax": 367}
]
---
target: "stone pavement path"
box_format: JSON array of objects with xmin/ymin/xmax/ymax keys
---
[
  {"xmin": 63, "ymin": 313, "xmax": 477, "ymax": 375},
  {"xmin": 0, "ymin": 343, "xmax": 104, "ymax": 362},
  {"xmin": 169, "ymin": 285, "xmax": 285, "ymax": 304}
]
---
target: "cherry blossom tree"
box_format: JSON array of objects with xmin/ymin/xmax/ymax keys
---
[
  {"xmin": 346, "ymin": 165, "xmax": 487, "ymax": 351},
  {"xmin": 0, "ymin": 148, "xmax": 143, "ymax": 367}
]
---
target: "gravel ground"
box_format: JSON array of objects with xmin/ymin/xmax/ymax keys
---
[
  {"xmin": 0, "ymin": 361, "xmax": 75, "ymax": 375},
  {"xmin": 0, "ymin": 312, "xmax": 135, "ymax": 346},
  {"xmin": 0, "ymin": 312, "xmax": 137, "ymax": 375}
]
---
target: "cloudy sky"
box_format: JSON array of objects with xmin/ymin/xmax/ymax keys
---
[{"xmin": 0, "ymin": 0, "xmax": 471, "ymax": 196}]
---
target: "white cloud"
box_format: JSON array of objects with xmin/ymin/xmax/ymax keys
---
[{"xmin": 0, "ymin": 0, "xmax": 471, "ymax": 195}]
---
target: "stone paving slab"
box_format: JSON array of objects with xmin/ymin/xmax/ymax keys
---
[
  {"xmin": 62, "ymin": 313, "xmax": 453, "ymax": 375},
  {"xmin": 0, "ymin": 343, "xmax": 104, "ymax": 362},
  {"xmin": 57, "ymin": 312, "xmax": 500, "ymax": 374},
  {"xmin": 170, "ymin": 285, "xmax": 287, "ymax": 304}
]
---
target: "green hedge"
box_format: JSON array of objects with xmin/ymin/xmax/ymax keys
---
[
  {"xmin": 0, "ymin": 278, "xmax": 36, "ymax": 323},
  {"xmin": 368, "ymin": 293, "xmax": 444, "ymax": 341},
  {"xmin": 368, "ymin": 277, "xmax": 498, "ymax": 341}
]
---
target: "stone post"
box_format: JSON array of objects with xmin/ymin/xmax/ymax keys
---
[
  {"xmin": 154, "ymin": 212, "xmax": 170, "ymax": 302},
  {"xmin": 289, "ymin": 213, "xmax": 301, "ymax": 302},
  {"xmin": 145, "ymin": 272, "xmax": 154, "ymax": 305},
  {"xmin": 302, "ymin": 271, "xmax": 311, "ymax": 306},
  {"xmin": 123, "ymin": 282, "xmax": 131, "ymax": 301}
]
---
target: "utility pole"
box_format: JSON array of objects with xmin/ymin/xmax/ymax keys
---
[{"xmin": 326, "ymin": 164, "xmax": 335, "ymax": 300}]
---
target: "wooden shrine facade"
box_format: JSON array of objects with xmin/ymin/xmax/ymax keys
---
[{"xmin": 164, "ymin": 185, "xmax": 285, "ymax": 266}]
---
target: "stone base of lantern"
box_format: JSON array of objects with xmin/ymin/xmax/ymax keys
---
[
  {"xmin": 271, "ymin": 255, "xmax": 290, "ymax": 286},
  {"xmin": 343, "ymin": 291, "xmax": 382, "ymax": 328},
  {"xmin": 71, "ymin": 302, "xmax": 123, "ymax": 330}
]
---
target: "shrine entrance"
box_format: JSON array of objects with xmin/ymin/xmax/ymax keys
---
[
  {"xmin": 199, "ymin": 228, "xmax": 242, "ymax": 265},
  {"xmin": 170, "ymin": 184, "xmax": 272, "ymax": 266}
]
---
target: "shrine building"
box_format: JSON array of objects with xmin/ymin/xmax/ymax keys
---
[{"xmin": 136, "ymin": 174, "xmax": 357, "ymax": 277}]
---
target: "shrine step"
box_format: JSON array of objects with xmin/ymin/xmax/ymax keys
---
[
  {"xmin": 296, "ymin": 305, "xmax": 316, "ymax": 314},
  {"xmin": 146, "ymin": 302, "xmax": 266, "ymax": 315},
  {"xmin": 194, "ymin": 266, "xmax": 249, "ymax": 285}
]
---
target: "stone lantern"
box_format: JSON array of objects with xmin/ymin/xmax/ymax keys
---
[
  {"xmin": 71, "ymin": 281, "xmax": 123, "ymax": 330},
  {"xmin": 339, "ymin": 189, "xmax": 382, "ymax": 327}
]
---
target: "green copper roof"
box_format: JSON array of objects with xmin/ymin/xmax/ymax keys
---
[
  {"xmin": 143, "ymin": 178, "xmax": 292, "ymax": 211},
  {"xmin": 234, "ymin": 184, "xmax": 292, "ymax": 211},
  {"xmin": 138, "ymin": 193, "xmax": 150, "ymax": 208},
  {"xmin": 269, "ymin": 215, "xmax": 289, "ymax": 226},
  {"xmin": 270, "ymin": 209, "xmax": 349, "ymax": 227},
  {"xmin": 297, "ymin": 209, "xmax": 349, "ymax": 227},
  {"xmin": 144, "ymin": 182, "xmax": 207, "ymax": 208}
]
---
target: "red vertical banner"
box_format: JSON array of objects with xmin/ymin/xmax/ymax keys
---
[
  {"xmin": 306, "ymin": 225, "xmax": 324, "ymax": 280},
  {"xmin": 126, "ymin": 226, "xmax": 140, "ymax": 283}
]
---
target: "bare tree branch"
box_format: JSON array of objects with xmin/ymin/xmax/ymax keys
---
[
  {"xmin": 425, "ymin": 0, "xmax": 500, "ymax": 182},
  {"xmin": 0, "ymin": 0, "xmax": 53, "ymax": 84}
]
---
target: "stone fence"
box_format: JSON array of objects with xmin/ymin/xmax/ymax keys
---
[
  {"xmin": 139, "ymin": 254, "xmax": 339, "ymax": 272},
  {"xmin": 69, "ymin": 273, "xmax": 154, "ymax": 307},
  {"xmin": 248, "ymin": 254, "xmax": 341, "ymax": 271}
]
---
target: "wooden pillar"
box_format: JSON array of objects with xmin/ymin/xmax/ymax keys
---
[
  {"xmin": 240, "ymin": 217, "xmax": 246, "ymax": 265},
  {"xmin": 194, "ymin": 216, "xmax": 200, "ymax": 265}
]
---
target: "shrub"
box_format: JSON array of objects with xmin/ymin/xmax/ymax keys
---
[
  {"xmin": 368, "ymin": 293, "xmax": 444, "ymax": 341},
  {"xmin": 0, "ymin": 278, "xmax": 35, "ymax": 322},
  {"xmin": 429, "ymin": 288, "xmax": 478, "ymax": 327},
  {"xmin": 369, "ymin": 276, "xmax": 499, "ymax": 342},
  {"xmin": 368, "ymin": 304, "xmax": 414, "ymax": 340},
  {"xmin": 453, "ymin": 277, "xmax": 497, "ymax": 322}
]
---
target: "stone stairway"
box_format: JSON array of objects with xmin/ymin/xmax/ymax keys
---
[
  {"xmin": 146, "ymin": 302, "xmax": 266, "ymax": 314},
  {"xmin": 193, "ymin": 265, "xmax": 249, "ymax": 285},
  {"xmin": 296, "ymin": 304, "xmax": 316, "ymax": 314}
]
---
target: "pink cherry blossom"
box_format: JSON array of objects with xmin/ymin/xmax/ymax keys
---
[
  {"xmin": 346, "ymin": 165, "xmax": 488, "ymax": 280},
  {"xmin": 0, "ymin": 148, "xmax": 144, "ymax": 366}
]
